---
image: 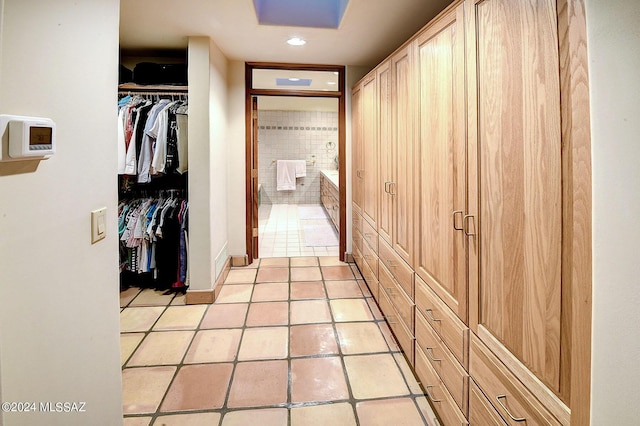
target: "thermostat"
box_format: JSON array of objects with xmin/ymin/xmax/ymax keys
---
[{"xmin": 0, "ymin": 114, "xmax": 56, "ymax": 160}]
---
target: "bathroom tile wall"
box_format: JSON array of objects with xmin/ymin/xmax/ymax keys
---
[{"xmin": 258, "ymin": 110, "xmax": 339, "ymax": 205}]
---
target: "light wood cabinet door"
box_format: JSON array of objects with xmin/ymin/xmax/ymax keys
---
[
  {"xmin": 351, "ymin": 84, "xmax": 363, "ymax": 213},
  {"xmin": 361, "ymin": 75, "xmax": 378, "ymax": 229},
  {"xmin": 465, "ymin": 0, "xmax": 568, "ymax": 405},
  {"xmin": 414, "ymin": 4, "xmax": 467, "ymax": 322},
  {"xmin": 391, "ymin": 45, "xmax": 415, "ymax": 266},
  {"xmin": 377, "ymin": 60, "xmax": 393, "ymax": 245}
]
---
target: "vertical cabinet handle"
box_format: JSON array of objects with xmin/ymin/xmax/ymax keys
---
[
  {"xmin": 384, "ymin": 181, "xmax": 391, "ymax": 193},
  {"xmin": 389, "ymin": 182, "xmax": 396, "ymax": 196},
  {"xmin": 495, "ymin": 395, "xmax": 527, "ymax": 422},
  {"xmin": 463, "ymin": 214, "xmax": 476, "ymax": 237},
  {"xmin": 452, "ymin": 210, "xmax": 464, "ymax": 231}
]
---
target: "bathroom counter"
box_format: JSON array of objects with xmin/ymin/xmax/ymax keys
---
[{"xmin": 320, "ymin": 169, "xmax": 339, "ymax": 189}]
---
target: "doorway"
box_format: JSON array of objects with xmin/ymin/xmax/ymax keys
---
[{"xmin": 245, "ymin": 63, "xmax": 346, "ymax": 264}]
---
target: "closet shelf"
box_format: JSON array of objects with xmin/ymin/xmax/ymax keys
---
[{"xmin": 118, "ymin": 83, "xmax": 188, "ymax": 92}]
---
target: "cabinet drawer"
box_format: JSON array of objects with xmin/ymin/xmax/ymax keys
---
[
  {"xmin": 361, "ymin": 218, "xmax": 378, "ymax": 254},
  {"xmin": 415, "ymin": 275, "xmax": 468, "ymax": 368},
  {"xmin": 470, "ymin": 336, "xmax": 562, "ymax": 426},
  {"xmin": 379, "ymin": 261, "xmax": 414, "ymax": 331},
  {"xmin": 378, "ymin": 237, "xmax": 414, "ymax": 298},
  {"xmin": 361, "ymin": 233, "xmax": 379, "ymax": 279},
  {"xmin": 469, "ymin": 378, "xmax": 507, "ymax": 426},
  {"xmin": 354, "ymin": 246, "xmax": 378, "ymax": 301},
  {"xmin": 378, "ymin": 288, "xmax": 414, "ymax": 365},
  {"xmin": 415, "ymin": 346, "xmax": 468, "ymax": 426},
  {"xmin": 415, "ymin": 311, "xmax": 468, "ymax": 412},
  {"xmin": 353, "ymin": 228, "xmax": 363, "ymax": 255}
]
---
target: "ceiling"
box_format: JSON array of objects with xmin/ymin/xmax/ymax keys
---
[{"xmin": 119, "ymin": 0, "xmax": 453, "ymax": 68}]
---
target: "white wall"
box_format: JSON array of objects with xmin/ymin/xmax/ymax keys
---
[
  {"xmin": 586, "ymin": 0, "xmax": 640, "ymax": 423},
  {"xmin": 0, "ymin": 1, "xmax": 123, "ymax": 425}
]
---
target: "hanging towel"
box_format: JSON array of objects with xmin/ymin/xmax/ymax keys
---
[
  {"xmin": 277, "ymin": 160, "xmax": 298, "ymax": 191},
  {"xmin": 293, "ymin": 160, "xmax": 307, "ymax": 177}
]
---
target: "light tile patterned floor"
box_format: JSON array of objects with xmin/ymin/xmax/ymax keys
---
[
  {"xmin": 121, "ymin": 257, "xmax": 436, "ymax": 425},
  {"xmin": 258, "ymin": 204, "xmax": 340, "ymax": 258}
]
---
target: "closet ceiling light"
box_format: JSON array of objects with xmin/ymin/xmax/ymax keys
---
[
  {"xmin": 327, "ymin": 81, "xmax": 337, "ymax": 85},
  {"xmin": 287, "ymin": 37, "xmax": 306, "ymax": 46}
]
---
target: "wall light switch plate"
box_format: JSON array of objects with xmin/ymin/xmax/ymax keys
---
[{"xmin": 91, "ymin": 207, "xmax": 107, "ymax": 244}]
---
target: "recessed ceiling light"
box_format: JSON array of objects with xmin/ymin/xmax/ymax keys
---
[
  {"xmin": 327, "ymin": 82, "xmax": 337, "ymax": 85},
  {"xmin": 287, "ymin": 37, "xmax": 306, "ymax": 46},
  {"xmin": 289, "ymin": 78, "xmax": 301, "ymax": 81}
]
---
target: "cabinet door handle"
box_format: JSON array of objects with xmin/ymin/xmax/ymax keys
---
[
  {"xmin": 463, "ymin": 214, "xmax": 476, "ymax": 237},
  {"xmin": 495, "ymin": 395, "xmax": 526, "ymax": 422},
  {"xmin": 425, "ymin": 347, "xmax": 442, "ymax": 362},
  {"xmin": 384, "ymin": 181, "xmax": 391, "ymax": 193},
  {"xmin": 425, "ymin": 385, "xmax": 443, "ymax": 403},
  {"xmin": 452, "ymin": 210, "xmax": 464, "ymax": 231},
  {"xmin": 424, "ymin": 308, "xmax": 441, "ymax": 322},
  {"xmin": 389, "ymin": 182, "xmax": 396, "ymax": 196}
]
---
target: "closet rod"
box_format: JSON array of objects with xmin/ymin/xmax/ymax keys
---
[{"xmin": 118, "ymin": 91, "xmax": 188, "ymax": 96}]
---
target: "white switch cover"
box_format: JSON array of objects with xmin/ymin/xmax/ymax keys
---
[{"xmin": 91, "ymin": 207, "xmax": 107, "ymax": 244}]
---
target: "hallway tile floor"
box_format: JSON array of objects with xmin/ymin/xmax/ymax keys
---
[{"xmin": 121, "ymin": 257, "xmax": 437, "ymax": 425}]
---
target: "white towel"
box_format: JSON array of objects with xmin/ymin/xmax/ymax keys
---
[
  {"xmin": 293, "ymin": 160, "xmax": 306, "ymax": 177},
  {"xmin": 277, "ymin": 160, "xmax": 297, "ymax": 191}
]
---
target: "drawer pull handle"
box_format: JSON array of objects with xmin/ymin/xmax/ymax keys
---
[
  {"xmin": 386, "ymin": 314, "xmax": 397, "ymax": 325},
  {"xmin": 424, "ymin": 308, "xmax": 441, "ymax": 322},
  {"xmin": 385, "ymin": 287, "xmax": 396, "ymax": 297},
  {"xmin": 386, "ymin": 259, "xmax": 397, "ymax": 269},
  {"xmin": 425, "ymin": 386, "xmax": 443, "ymax": 403},
  {"xmin": 425, "ymin": 347, "xmax": 442, "ymax": 362},
  {"xmin": 453, "ymin": 210, "xmax": 464, "ymax": 231},
  {"xmin": 496, "ymin": 395, "xmax": 526, "ymax": 422}
]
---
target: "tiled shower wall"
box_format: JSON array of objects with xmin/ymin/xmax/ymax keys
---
[{"xmin": 258, "ymin": 110, "xmax": 339, "ymax": 205}]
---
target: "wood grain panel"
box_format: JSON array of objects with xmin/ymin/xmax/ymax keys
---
[
  {"xmin": 469, "ymin": 379, "xmax": 508, "ymax": 426},
  {"xmin": 473, "ymin": 0, "xmax": 563, "ymax": 394},
  {"xmin": 362, "ymin": 76, "xmax": 378, "ymax": 229},
  {"xmin": 414, "ymin": 5, "xmax": 468, "ymax": 322},
  {"xmin": 391, "ymin": 46, "xmax": 414, "ymax": 265},
  {"xmin": 378, "ymin": 61, "xmax": 393, "ymax": 245},
  {"xmin": 351, "ymin": 85, "xmax": 363, "ymax": 212}
]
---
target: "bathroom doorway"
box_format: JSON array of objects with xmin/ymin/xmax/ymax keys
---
[{"xmin": 245, "ymin": 63, "xmax": 346, "ymax": 263}]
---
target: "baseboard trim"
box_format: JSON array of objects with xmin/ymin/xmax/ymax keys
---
[
  {"xmin": 345, "ymin": 252, "xmax": 355, "ymax": 263},
  {"xmin": 231, "ymin": 255, "xmax": 249, "ymax": 267},
  {"xmin": 185, "ymin": 256, "xmax": 232, "ymax": 305}
]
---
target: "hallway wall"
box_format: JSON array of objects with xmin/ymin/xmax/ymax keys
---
[{"xmin": 0, "ymin": 1, "xmax": 123, "ymax": 425}]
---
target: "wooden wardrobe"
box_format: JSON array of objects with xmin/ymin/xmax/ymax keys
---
[{"xmin": 350, "ymin": 0, "xmax": 592, "ymax": 424}]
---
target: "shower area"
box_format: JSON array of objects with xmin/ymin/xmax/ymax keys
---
[{"xmin": 257, "ymin": 97, "xmax": 340, "ymax": 258}]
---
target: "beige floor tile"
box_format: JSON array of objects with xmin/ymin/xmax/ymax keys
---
[
  {"xmin": 335, "ymin": 323, "xmax": 390, "ymax": 355},
  {"xmin": 318, "ymin": 256, "xmax": 345, "ymax": 266},
  {"xmin": 122, "ymin": 366, "xmax": 176, "ymax": 414},
  {"xmin": 256, "ymin": 267, "xmax": 290, "ymax": 282},
  {"xmin": 291, "ymin": 357, "xmax": 350, "ymax": 403},
  {"xmin": 394, "ymin": 353, "xmax": 423, "ymax": 394},
  {"xmin": 325, "ymin": 280, "xmax": 363, "ymax": 299},
  {"xmin": 378, "ymin": 322, "xmax": 400, "ymax": 352},
  {"xmin": 216, "ymin": 284, "xmax": 254, "ymax": 303},
  {"xmin": 415, "ymin": 396, "xmax": 439, "ymax": 425},
  {"xmin": 120, "ymin": 307, "xmax": 165, "ymax": 333},
  {"xmin": 330, "ymin": 299, "xmax": 374, "ymax": 322},
  {"xmin": 128, "ymin": 331, "xmax": 194, "ymax": 366},
  {"xmin": 350, "ymin": 264, "xmax": 364, "ymax": 280},
  {"xmin": 291, "ymin": 403, "xmax": 357, "ymax": 426},
  {"xmin": 344, "ymin": 354, "xmax": 410, "ymax": 399},
  {"xmin": 366, "ymin": 298, "xmax": 384, "ymax": 320},
  {"xmin": 120, "ymin": 333, "xmax": 145, "ymax": 366},
  {"xmin": 290, "ymin": 266, "xmax": 323, "ymax": 281},
  {"xmin": 161, "ymin": 364, "xmax": 233, "ymax": 411},
  {"xmin": 356, "ymin": 398, "xmax": 426, "ymax": 425},
  {"xmin": 259, "ymin": 257, "xmax": 290, "ymax": 267},
  {"xmin": 120, "ymin": 287, "xmax": 141, "ymax": 308},
  {"xmin": 184, "ymin": 329, "xmax": 242, "ymax": 363},
  {"xmin": 224, "ymin": 268, "xmax": 258, "ymax": 284},
  {"xmin": 290, "ymin": 257, "xmax": 319, "ymax": 267},
  {"xmin": 321, "ymin": 265, "xmax": 355, "ymax": 280},
  {"xmin": 200, "ymin": 303, "xmax": 248, "ymax": 328},
  {"xmin": 290, "ymin": 324, "xmax": 339, "ymax": 357},
  {"xmin": 153, "ymin": 305, "xmax": 207, "ymax": 330},
  {"xmin": 227, "ymin": 360, "xmax": 289, "ymax": 408},
  {"xmin": 129, "ymin": 288, "xmax": 175, "ymax": 307},
  {"xmin": 290, "ymin": 281, "xmax": 326, "ymax": 300},
  {"xmin": 251, "ymin": 282, "xmax": 289, "ymax": 302},
  {"xmin": 123, "ymin": 417, "xmax": 152, "ymax": 426},
  {"xmin": 221, "ymin": 408, "xmax": 288, "ymax": 426},
  {"xmin": 170, "ymin": 293, "xmax": 186, "ymax": 305},
  {"xmin": 238, "ymin": 327, "xmax": 288, "ymax": 361},
  {"xmin": 357, "ymin": 279, "xmax": 373, "ymax": 298},
  {"xmin": 245, "ymin": 301, "xmax": 289, "ymax": 327},
  {"xmin": 290, "ymin": 300, "xmax": 332, "ymax": 324},
  {"xmin": 153, "ymin": 412, "xmax": 222, "ymax": 426}
]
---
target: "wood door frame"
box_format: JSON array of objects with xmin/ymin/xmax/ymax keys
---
[{"xmin": 245, "ymin": 62, "xmax": 347, "ymax": 264}]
